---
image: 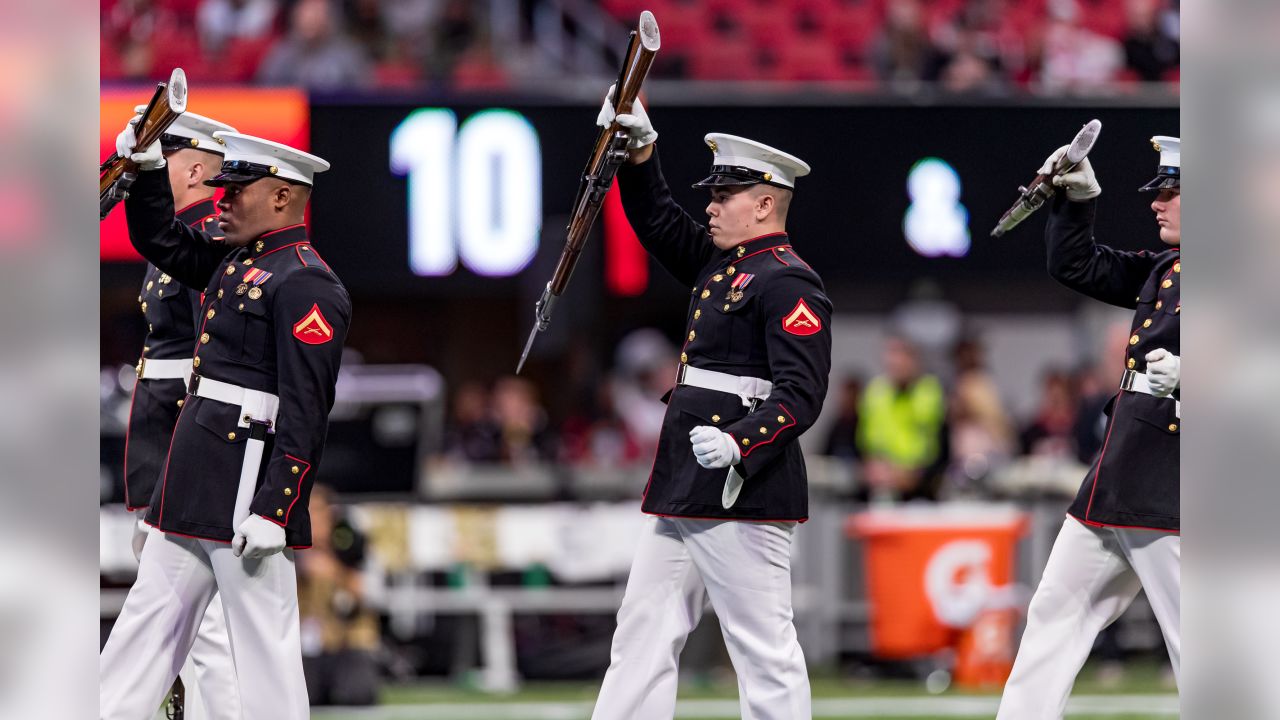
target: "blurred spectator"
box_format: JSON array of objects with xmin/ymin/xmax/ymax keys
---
[
  {"xmin": 823, "ymin": 375, "xmax": 864, "ymax": 460},
  {"xmin": 1122, "ymin": 0, "xmax": 1179, "ymax": 81},
  {"xmin": 257, "ymin": 0, "xmax": 373, "ymax": 89},
  {"xmin": 298, "ymin": 485, "xmax": 380, "ymax": 706},
  {"xmin": 609, "ymin": 328, "xmax": 678, "ymax": 458},
  {"xmin": 1020, "ymin": 368, "xmax": 1079, "ymax": 458},
  {"xmin": 946, "ymin": 336, "xmax": 1013, "ymax": 495},
  {"xmin": 424, "ymin": 0, "xmax": 481, "ymax": 81},
  {"xmin": 870, "ymin": 0, "xmax": 943, "ymax": 89},
  {"xmin": 559, "ymin": 376, "xmax": 644, "ymax": 467},
  {"xmin": 492, "ymin": 376, "xmax": 556, "ymax": 464},
  {"xmin": 443, "ymin": 381, "xmax": 503, "ymax": 462},
  {"xmin": 857, "ymin": 335, "xmax": 947, "ymax": 501},
  {"xmin": 1074, "ymin": 321, "xmax": 1133, "ymax": 463},
  {"xmin": 341, "ymin": 0, "xmax": 393, "ymax": 61},
  {"xmin": 197, "ymin": 0, "xmax": 277, "ymax": 54},
  {"xmin": 1037, "ymin": 0, "xmax": 1124, "ymax": 92},
  {"xmin": 933, "ymin": 0, "xmax": 1018, "ymax": 94},
  {"xmin": 103, "ymin": 0, "xmax": 179, "ymax": 79}
]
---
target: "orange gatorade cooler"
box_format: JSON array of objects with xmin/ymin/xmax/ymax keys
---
[{"xmin": 847, "ymin": 504, "xmax": 1029, "ymax": 687}]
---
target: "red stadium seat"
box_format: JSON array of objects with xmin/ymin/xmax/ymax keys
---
[
  {"xmin": 650, "ymin": 0, "xmax": 710, "ymax": 52},
  {"xmin": 767, "ymin": 39, "xmax": 847, "ymax": 81},
  {"xmin": 688, "ymin": 35, "xmax": 765, "ymax": 80}
]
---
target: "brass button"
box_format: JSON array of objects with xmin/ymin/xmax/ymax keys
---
[
  {"xmin": 200, "ymin": 332, "xmax": 210, "ymax": 344},
  {"xmin": 759, "ymin": 426, "xmax": 768, "ymax": 434},
  {"xmin": 778, "ymin": 415, "xmax": 786, "ymax": 423},
  {"xmin": 713, "ymin": 274, "xmax": 723, "ymax": 282},
  {"xmin": 242, "ymin": 258, "xmax": 253, "ymax": 266},
  {"xmin": 276, "ymin": 509, "xmax": 284, "ymax": 517},
  {"xmin": 723, "ymin": 304, "xmax": 731, "ymax": 311},
  {"xmin": 688, "ymin": 330, "xmax": 696, "ymax": 341},
  {"xmin": 737, "ymin": 246, "xmax": 746, "ymax": 257},
  {"xmin": 694, "ymin": 309, "xmax": 701, "ymax": 320},
  {"xmin": 206, "ymin": 309, "xmax": 216, "ymax": 320},
  {"xmin": 741, "ymin": 438, "xmax": 750, "ymax": 445},
  {"xmin": 1129, "ymin": 334, "xmax": 1139, "ymax": 345},
  {"xmin": 700, "ymin": 289, "xmax": 710, "ymax": 299},
  {"xmin": 193, "ymin": 357, "xmax": 201, "ymax": 368},
  {"xmin": 1175, "ymin": 306, "xmax": 1180, "ymax": 314},
  {"xmin": 726, "ymin": 266, "xmax": 736, "ymax": 275},
  {"xmin": 284, "ymin": 488, "xmax": 293, "ymax": 496},
  {"xmin": 291, "ymin": 465, "xmax": 300, "ymax": 475},
  {"xmin": 157, "ymin": 289, "xmax": 164, "ymax": 297},
  {"xmin": 255, "ymin": 240, "xmax": 265, "ymax": 253},
  {"xmin": 146, "ymin": 281, "xmax": 154, "ymax": 290},
  {"xmin": 137, "ymin": 295, "xmax": 143, "ymax": 303},
  {"xmin": 227, "ymin": 431, "xmax": 236, "ymax": 440},
  {"xmin": 1155, "ymin": 301, "xmax": 1163, "ymax": 310},
  {"xmin": 1173, "ymin": 262, "xmax": 1181, "ymax": 273},
  {"xmin": 225, "ymin": 265, "xmax": 236, "ymax": 275},
  {"xmin": 1162, "ymin": 279, "xmax": 1173, "ymax": 289},
  {"xmin": 141, "ymin": 301, "xmax": 148, "ymax": 312},
  {"xmin": 1127, "ymin": 357, "xmax": 1136, "ymax": 369},
  {"xmin": 711, "ymin": 414, "xmax": 721, "ymax": 423},
  {"xmin": 148, "ymin": 323, "xmax": 153, "ymax": 332},
  {"xmin": 1168, "ymin": 424, "xmax": 1178, "ymax": 432},
  {"xmin": 1142, "ymin": 319, "xmax": 1152, "ymax": 328},
  {"xmin": 217, "ymin": 289, "xmax": 224, "ymax": 298},
  {"xmin": 176, "ymin": 399, "xmax": 184, "ymax": 407},
  {"xmin": 680, "ymin": 352, "xmax": 687, "ymax": 363},
  {"xmin": 238, "ymin": 303, "xmax": 245, "ymax": 311}
]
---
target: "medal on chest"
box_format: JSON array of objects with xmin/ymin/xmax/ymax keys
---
[{"xmin": 726, "ymin": 273, "xmax": 754, "ymax": 303}]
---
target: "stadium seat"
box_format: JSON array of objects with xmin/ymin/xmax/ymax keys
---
[
  {"xmin": 768, "ymin": 39, "xmax": 847, "ymax": 81},
  {"xmin": 688, "ymin": 34, "xmax": 764, "ymax": 80}
]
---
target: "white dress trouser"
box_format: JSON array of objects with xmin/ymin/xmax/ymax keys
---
[
  {"xmin": 101, "ymin": 532, "xmax": 310, "ymax": 720},
  {"xmin": 592, "ymin": 516, "xmax": 811, "ymax": 720},
  {"xmin": 997, "ymin": 515, "xmax": 1180, "ymax": 720}
]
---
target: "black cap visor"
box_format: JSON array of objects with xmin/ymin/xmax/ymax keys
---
[{"xmin": 1138, "ymin": 166, "xmax": 1180, "ymax": 192}]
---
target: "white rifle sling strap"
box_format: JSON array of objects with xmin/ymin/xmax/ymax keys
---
[{"xmin": 189, "ymin": 375, "xmax": 281, "ymax": 528}]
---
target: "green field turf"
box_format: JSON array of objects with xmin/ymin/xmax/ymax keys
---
[{"xmin": 308, "ymin": 662, "xmax": 1177, "ymax": 720}]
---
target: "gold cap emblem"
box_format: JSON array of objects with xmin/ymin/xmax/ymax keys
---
[
  {"xmin": 707, "ymin": 139, "xmax": 718, "ymax": 152},
  {"xmin": 1151, "ymin": 139, "xmax": 1162, "ymax": 152}
]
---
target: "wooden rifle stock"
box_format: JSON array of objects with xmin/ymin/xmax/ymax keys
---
[
  {"xmin": 100, "ymin": 68, "xmax": 188, "ymax": 220},
  {"xmin": 517, "ymin": 11, "xmax": 660, "ymax": 373}
]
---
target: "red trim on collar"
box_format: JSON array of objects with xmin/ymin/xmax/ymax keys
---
[
  {"xmin": 259, "ymin": 223, "xmax": 306, "ymax": 238},
  {"xmin": 257, "ymin": 241, "xmax": 309, "ymax": 259},
  {"xmin": 738, "ymin": 232, "xmax": 788, "ymax": 246}
]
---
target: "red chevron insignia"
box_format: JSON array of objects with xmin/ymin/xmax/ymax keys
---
[
  {"xmin": 292, "ymin": 304, "xmax": 334, "ymax": 344},
  {"xmin": 782, "ymin": 298, "xmax": 821, "ymax": 336}
]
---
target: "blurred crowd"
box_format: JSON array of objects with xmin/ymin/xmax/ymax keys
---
[
  {"xmin": 436, "ymin": 324, "xmax": 1129, "ymax": 503},
  {"xmin": 101, "ymin": 0, "xmax": 1179, "ymax": 93}
]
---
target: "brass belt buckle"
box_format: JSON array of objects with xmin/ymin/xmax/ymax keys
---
[{"xmin": 135, "ymin": 357, "xmax": 146, "ymax": 379}]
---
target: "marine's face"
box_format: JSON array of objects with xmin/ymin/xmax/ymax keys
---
[
  {"xmin": 1151, "ymin": 188, "xmax": 1180, "ymax": 245},
  {"xmin": 216, "ymin": 179, "xmax": 277, "ymax": 246},
  {"xmin": 705, "ymin": 185, "xmax": 757, "ymax": 250}
]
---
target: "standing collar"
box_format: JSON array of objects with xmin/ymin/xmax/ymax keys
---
[
  {"xmin": 723, "ymin": 231, "xmax": 789, "ymax": 258},
  {"xmin": 175, "ymin": 197, "xmax": 218, "ymax": 227},
  {"xmin": 251, "ymin": 223, "xmax": 309, "ymax": 256}
]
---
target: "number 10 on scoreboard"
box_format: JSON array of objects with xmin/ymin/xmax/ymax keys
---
[{"xmin": 390, "ymin": 108, "xmax": 543, "ymax": 277}]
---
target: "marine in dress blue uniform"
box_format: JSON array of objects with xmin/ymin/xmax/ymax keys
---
[
  {"xmin": 119, "ymin": 110, "xmax": 245, "ymax": 720},
  {"xmin": 102, "ymin": 128, "xmax": 348, "ymax": 720},
  {"xmin": 590, "ymin": 90, "xmax": 829, "ymax": 720},
  {"xmin": 998, "ymin": 136, "xmax": 1182, "ymax": 720}
]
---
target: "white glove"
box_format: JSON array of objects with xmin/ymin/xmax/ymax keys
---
[
  {"xmin": 1144, "ymin": 348, "xmax": 1180, "ymax": 397},
  {"xmin": 689, "ymin": 425, "xmax": 741, "ymax": 469},
  {"xmin": 115, "ymin": 113, "xmax": 166, "ymax": 171},
  {"xmin": 596, "ymin": 84, "xmax": 658, "ymax": 150},
  {"xmin": 130, "ymin": 508, "xmax": 150, "ymax": 562},
  {"xmin": 1038, "ymin": 144, "xmax": 1099, "ymax": 201},
  {"xmin": 232, "ymin": 514, "xmax": 286, "ymax": 559}
]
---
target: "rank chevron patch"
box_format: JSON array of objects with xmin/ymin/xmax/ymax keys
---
[
  {"xmin": 292, "ymin": 303, "xmax": 334, "ymax": 344},
  {"xmin": 782, "ymin": 298, "xmax": 822, "ymax": 336}
]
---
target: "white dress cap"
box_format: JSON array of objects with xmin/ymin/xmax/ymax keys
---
[
  {"xmin": 1139, "ymin": 135, "xmax": 1179, "ymax": 192},
  {"xmin": 208, "ymin": 131, "xmax": 330, "ymax": 187},
  {"xmin": 134, "ymin": 106, "xmax": 238, "ymax": 154},
  {"xmin": 693, "ymin": 133, "xmax": 811, "ymax": 190}
]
